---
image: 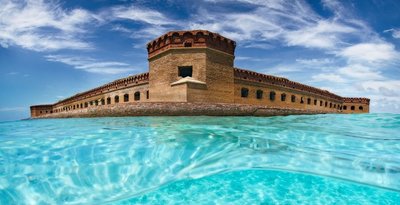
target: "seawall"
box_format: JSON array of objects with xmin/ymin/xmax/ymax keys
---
[{"xmin": 32, "ymin": 102, "xmax": 335, "ymax": 119}]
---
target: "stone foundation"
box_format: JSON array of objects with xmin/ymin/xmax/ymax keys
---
[{"xmin": 32, "ymin": 102, "xmax": 335, "ymax": 119}]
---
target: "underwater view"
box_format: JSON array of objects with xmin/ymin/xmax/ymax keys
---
[{"xmin": 0, "ymin": 114, "xmax": 399, "ymax": 204}]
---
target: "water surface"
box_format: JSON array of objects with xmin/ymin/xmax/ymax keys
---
[{"xmin": 0, "ymin": 114, "xmax": 399, "ymax": 204}]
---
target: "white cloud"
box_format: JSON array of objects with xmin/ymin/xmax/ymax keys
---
[
  {"xmin": 312, "ymin": 73, "xmax": 346, "ymax": 83},
  {"xmin": 129, "ymin": 26, "xmax": 170, "ymax": 40},
  {"xmin": 0, "ymin": 0, "xmax": 97, "ymax": 51},
  {"xmin": 360, "ymin": 80, "xmax": 400, "ymax": 113},
  {"xmin": 105, "ymin": 5, "xmax": 178, "ymax": 44},
  {"xmin": 236, "ymin": 56, "xmax": 266, "ymax": 61},
  {"xmin": 384, "ymin": 28, "xmax": 400, "ymax": 39},
  {"xmin": 360, "ymin": 80, "xmax": 400, "ymax": 97},
  {"xmin": 284, "ymin": 20, "xmax": 357, "ymax": 49},
  {"xmin": 295, "ymin": 58, "xmax": 335, "ymax": 66},
  {"xmin": 226, "ymin": 13, "xmax": 283, "ymax": 39},
  {"xmin": 321, "ymin": 0, "xmax": 349, "ymax": 19},
  {"xmin": 368, "ymin": 95, "xmax": 400, "ymax": 113},
  {"xmin": 339, "ymin": 43, "xmax": 399, "ymax": 63},
  {"xmin": 185, "ymin": 0, "xmax": 380, "ymax": 57},
  {"xmin": 111, "ymin": 25, "xmax": 132, "ymax": 33},
  {"xmin": 45, "ymin": 55, "xmax": 135, "ymax": 74},
  {"xmin": 188, "ymin": 1, "xmax": 319, "ymax": 42},
  {"xmin": 241, "ymin": 42, "xmax": 274, "ymax": 49},
  {"xmin": 111, "ymin": 6, "xmax": 176, "ymax": 26},
  {"xmin": 338, "ymin": 64, "xmax": 384, "ymax": 80}
]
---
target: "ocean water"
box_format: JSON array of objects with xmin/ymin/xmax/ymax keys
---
[{"xmin": 0, "ymin": 114, "xmax": 399, "ymax": 204}]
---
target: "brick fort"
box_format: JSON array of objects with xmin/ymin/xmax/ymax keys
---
[{"xmin": 30, "ymin": 30, "xmax": 370, "ymax": 118}]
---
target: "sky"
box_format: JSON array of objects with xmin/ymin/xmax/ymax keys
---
[{"xmin": 0, "ymin": 0, "xmax": 399, "ymax": 121}]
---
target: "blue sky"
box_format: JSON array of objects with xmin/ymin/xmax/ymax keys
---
[{"xmin": 0, "ymin": 0, "xmax": 399, "ymax": 121}]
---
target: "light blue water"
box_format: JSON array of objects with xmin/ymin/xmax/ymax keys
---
[{"xmin": 0, "ymin": 114, "xmax": 399, "ymax": 204}]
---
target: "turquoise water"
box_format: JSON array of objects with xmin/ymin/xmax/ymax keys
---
[{"xmin": 0, "ymin": 114, "xmax": 399, "ymax": 204}]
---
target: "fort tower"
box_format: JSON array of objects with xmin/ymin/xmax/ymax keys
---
[{"xmin": 147, "ymin": 30, "xmax": 236, "ymax": 103}]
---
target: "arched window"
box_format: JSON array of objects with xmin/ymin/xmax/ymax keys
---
[
  {"xmin": 107, "ymin": 97, "xmax": 111, "ymax": 105},
  {"xmin": 124, "ymin": 94, "xmax": 129, "ymax": 102},
  {"xmin": 90, "ymin": 101, "xmax": 93, "ymax": 106},
  {"xmin": 343, "ymin": 105, "xmax": 347, "ymax": 110},
  {"xmin": 95, "ymin": 100, "xmax": 98, "ymax": 106},
  {"xmin": 333, "ymin": 104, "xmax": 336, "ymax": 108},
  {"xmin": 80, "ymin": 103, "xmax": 83, "ymax": 108},
  {"xmin": 115, "ymin": 95, "xmax": 119, "ymax": 103},
  {"xmin": 320, "ymin": 101, "xmax": 323, "ymax": 106},
  {"xmin": 359, "ymin": 106, "xmax": 363, "ymax": 110},
  {"xmin": 351, "ymin": 106, "xmax": 355, "ymax": 110},
  {"xmin": 291, "ymin": 95, "xmax": 296, "ymax": 103},
  {"xmin": 329, "ymin": 102, "xmax": 332, "ymax": 108},
  {"xmin": 281, "ymin": 93, "xmax": 286, "ymax": 101},
  {"xmin": 300, "ymin": 97, "xmax": 304, "ymax": 104},
  {"xmin": 307, "ymin": 98, "xmax": 311, "ymax": 105},
  {"xmin": 101, "ymin": 99, "xmax": 105, "ymax": 105},
  {"xmin": 146, "ymin": 90, "xmax": 149, "ymax": 99},
  {"xmin": 314, "ymin": 99, "xmax": 317, "ymax": 105},
  {"xmin": 256, "ymin": 90, "xmax": 263, "ymax": 99},
  {"xmin": 241, "ymin": 88, "xmax": 249, "ymax": 98},
  {"xmin": 84, "ymin": 102, "xmax": 88, "ymax": 108},
  {"xmin": 134, "ymin": 92, "xmax": 140, "ymax": 101},
  {"xmin": 270, "ymin": 91, "xmax": 276, "ymax": 101},
  {"xmin": 325, "ymin": 102, "xmax": 328, "ymax": 107}
]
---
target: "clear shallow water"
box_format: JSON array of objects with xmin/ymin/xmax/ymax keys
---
[{"xmin": 0, "ymin": 114, "xmax": 399, "ymax": 204}]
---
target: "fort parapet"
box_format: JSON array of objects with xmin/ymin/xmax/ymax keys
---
[
  {"xmin": 30, "ymin": 30, "xmax": 369, "ymax": 118},
  {"xmin": 147, "ymin": 30, "xmax": 235, "ymax": 59}
]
